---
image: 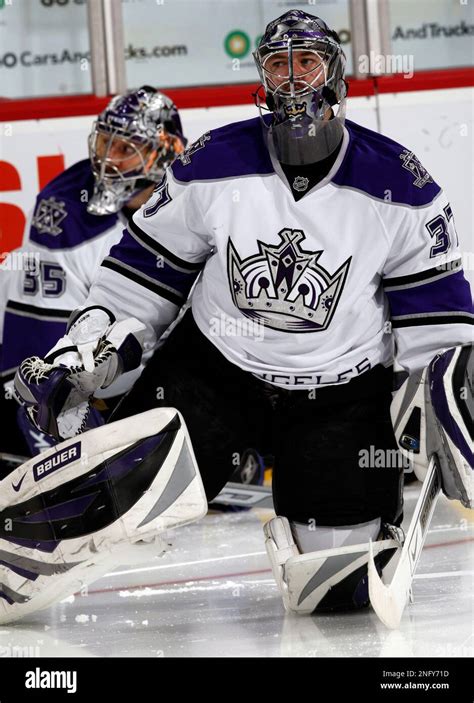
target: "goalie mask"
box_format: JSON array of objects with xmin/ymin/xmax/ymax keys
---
[
  {"xmin": 253, "ymin": 10, "xmax": 347, "ymax": 165},
  {"xmin": 87, "ymin": 86, "xmax": 185, "ymax": 215}
]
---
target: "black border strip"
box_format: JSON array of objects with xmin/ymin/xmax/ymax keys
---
[
  {"xmin": 392, "ymin": 314, "xmax": 473, "ymax": 328},
  {"xmin": 6, "ymin": 301, "xmax": 71, "ymax": 319},
  {"xmin": 44, "ymin": 346, "xmax": 78, "ymax": 364},
  {"xmin": 67, "ymin": 305, "xmax": 116, "ymax": 332},
  {"xmin": 383, "ymin": 259, "xmax": 462, "ymax": 288},
  {"xmin": 101, "ymin": 259, "xmax": 184, "ymax": 306},
  {"xmin": 128, "ymin": 218, "xmax": 204, "ymax": 272}
]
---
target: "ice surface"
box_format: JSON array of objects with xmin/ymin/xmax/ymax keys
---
[{"xmin": 1, "ymin": 485, "xmax": 472, "ymax": 658}]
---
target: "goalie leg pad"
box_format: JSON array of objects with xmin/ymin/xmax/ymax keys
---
[
  {"xmin": 264, "ymin": 517, "xmax": 400, "ymax": 614},
  {"xmin": 0, "ymin": 408, "xmax": 207, "ymax": 624}
]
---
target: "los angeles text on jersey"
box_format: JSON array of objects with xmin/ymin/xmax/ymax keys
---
[{"xmin": 254, "ymin": 357, "xmax": 372, "ymax": 387}]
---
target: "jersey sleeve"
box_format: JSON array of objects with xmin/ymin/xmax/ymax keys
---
[
  {"xmin": 85, "ymin": 168, "xmax": 213, "ymax": 352},
  {"xmin": 0, "ymin": 205, "xmax": 121, "ymax": 381},
  {"xmin": 0, "ymin": 257, "xmax": 14, "ymax": 381},
  {"xmin": 382, "ymin": 190, "xmax": 473, "ymax": 373},
  {"xmin": 1, "ymin": 210, "xmax": 67, "ymax": 379}
]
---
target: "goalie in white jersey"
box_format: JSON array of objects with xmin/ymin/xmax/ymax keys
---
[
  {"xmin": 13, "ymin": 10, "xmax": 473, "ymax": 615},
  {"xmin": 0, "ymin": 86, "xmax": 186, "ymax": 467}
]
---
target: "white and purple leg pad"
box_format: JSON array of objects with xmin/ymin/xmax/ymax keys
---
[
  {"xmin": 0, "ymin": 408, "xmax": 207, "ymax": 623},
  {"xmin": 264, "ymin": 516, "xmax": 400, "ymax": 614}
]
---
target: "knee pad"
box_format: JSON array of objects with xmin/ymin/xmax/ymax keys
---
[{"xmin": 264, "ymin": 516, "xmax": 401, "ymax": 614}]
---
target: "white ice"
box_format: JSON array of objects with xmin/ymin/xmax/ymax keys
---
[{"xmin": 0, "ymin": 483, "xmax": 472, "ymax": 658}]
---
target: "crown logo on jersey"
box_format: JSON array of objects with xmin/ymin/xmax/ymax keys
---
[
  {"xmin": 284, "ymin": 102, "xmax": 307, "ymax": 118},
  {"xmin": 228, "ymin": 229, "xmax": 351, "ymax": 332},
  {"xmin": 32, "ymin": 197, "xmax": 68, "ymax": 236},
  {"xmin": 399, "ymin": 149, "xmax": 433, "ymax": 189},
  {"xmin": 179, "ymin": 132, "xmax": 211, "ymax": 166}
]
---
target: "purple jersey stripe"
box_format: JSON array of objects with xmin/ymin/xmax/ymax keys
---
[
  {"xmin": 386, "ymin": 270, "xmax": 473, "ymax": 317},
  {"xmin": 1, "ymin": 312, "xmax": 67, "ymax": 373},
  {"xmin": 106, "ymin": 229, "xmax": 199, "ymax": 298}
]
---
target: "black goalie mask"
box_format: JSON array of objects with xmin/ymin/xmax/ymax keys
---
[{"xmin": 253, "ymin": 10, "xmax": 347, "ymax": 165}]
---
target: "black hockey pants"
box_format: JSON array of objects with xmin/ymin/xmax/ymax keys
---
[{"xmin": 112, "ymin": 310, "xmax": 403, "ymax": 527}]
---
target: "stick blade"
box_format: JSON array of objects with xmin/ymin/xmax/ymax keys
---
[
  {"xmin": 211, "ymin": 482, "xmax": 273, "ymax": 509},
  {"xmin": 368, "ymin": 540, "xmax": 406, "ymax": 630}
]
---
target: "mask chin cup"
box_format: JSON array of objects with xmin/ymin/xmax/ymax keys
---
[
  {"xmin": 87, "ymin": 180, "xmax": 138, "ymax": 216},
  {"xmin": 271, "ymin": 112, "xmax": 345, "ymax": 166},
  {"xmin": 260, "ymin": 85, "xmax": 346, "ymax": 166}
]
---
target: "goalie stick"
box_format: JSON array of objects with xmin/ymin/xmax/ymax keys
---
[
  {"xmin": 0, "ymin": 453, "xmax": 29, "ymax": 466},
  {"xmin": 368, "ymin": 455, "xmax": 441, "ymax": 629},
  {"xmin": 210, "ymin": 482, "xmax": 273, "ymax": 509}
]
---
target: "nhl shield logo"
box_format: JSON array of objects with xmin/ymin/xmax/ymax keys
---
[
  {"xmin": 32, "ymin": 197, "xmax": 68, "ymax": 236},
  {"xmin": 399, "ymin": 150, "xmax": 433, "ymax": 189},
  {"xmin": 293, "ymin": 176, "xmax": 309, "ymax": 192},
  {"xmin": 228, "ymin": 228, "xmax": 351, "ymax": 333}
]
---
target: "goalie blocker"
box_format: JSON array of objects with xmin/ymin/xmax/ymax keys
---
[{"xmin": 0, "ymin": 408, "xmax": 207, "ymax": 624}]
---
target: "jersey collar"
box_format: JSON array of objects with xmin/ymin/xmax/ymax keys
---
[{"xmin": 266, "ymin": 124, "xmax": 350, "ymax": 200}]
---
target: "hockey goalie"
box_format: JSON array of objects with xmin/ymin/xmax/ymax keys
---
[{"xmin": 5, "ymin": 9, "xmax": 473, "ymax": 624}]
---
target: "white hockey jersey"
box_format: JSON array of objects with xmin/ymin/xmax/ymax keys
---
[
  {"xmin": 83, "ymin": 117, "xmax": 473, "ymax": 389},
  {"xmin": 0, "ymin": 160, "xmax": 131, "ymax": 395}
]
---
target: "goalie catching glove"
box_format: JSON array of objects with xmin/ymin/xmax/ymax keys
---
[{"xmin": 14, "ymin": 306, "xmax": 146, "ymax": 440}]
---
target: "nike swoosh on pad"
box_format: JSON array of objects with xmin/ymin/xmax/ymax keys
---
[{"xmin": 12, "ymin": 474, "xmax": 26, "ymax": 492}]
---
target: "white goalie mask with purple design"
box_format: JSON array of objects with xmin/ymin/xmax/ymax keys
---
[
  {"xmin": 87, "ymin": 86, "xmax": 185, "ymax": 215},
  {"xmin": 253, "ymin": 10, "xmax": 347, "ymax": 165}
]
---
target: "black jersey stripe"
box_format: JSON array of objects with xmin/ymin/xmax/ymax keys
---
[
  {"xmin": 5, "ymin": 301, "xmax": 71, "ymax": 320},
  {"xmin": 392, "ymin": 313, "xmax": 473, "ymax": 328},
  {"xmin": 383, "ymin": 259, "xmax": 462, "ymax": 288},
  {"xmin": 101, "ymin": 258, "xmax": 184, "ymax": 306},
  {"xmin": 128, "ymin": 218, "xmax": 204, "ymax": 272}
]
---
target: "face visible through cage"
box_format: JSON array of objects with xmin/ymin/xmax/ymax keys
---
[
  {"xmin": 90, "ymin": 126, "xmax": 155, "ymax": 182},
  {"xmin": 86, "ymin": 115, "xmax": 185, "ymax": 215},
  {"xmin": 262, "ymin": 48, "xmax": 328, "ymax": 97}
]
